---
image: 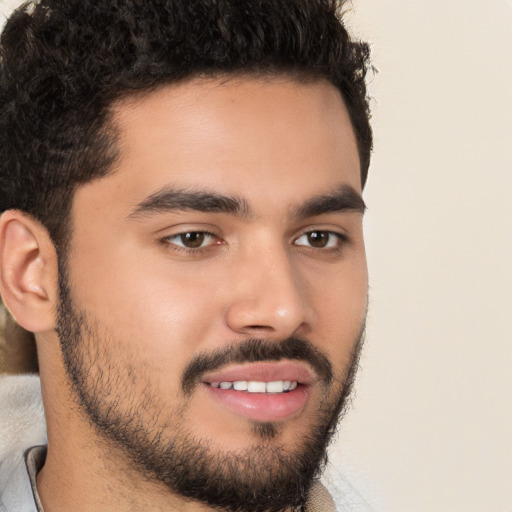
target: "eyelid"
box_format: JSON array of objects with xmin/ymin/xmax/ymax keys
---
[
  {"xmin": 154, "ymin": 220, "xmax": 220, "ymax": 236},
  {"xmin": 293, "ymin": 225, "xmax": 349, "ymax": 240}
]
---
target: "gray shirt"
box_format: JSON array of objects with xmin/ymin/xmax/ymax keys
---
[{"xmin": 0, "ymin": 445, "xmax": 45, "ymax": 512}]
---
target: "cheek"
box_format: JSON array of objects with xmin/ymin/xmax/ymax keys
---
[
  {"xmin": 67, "ymin": 239, "xmax": 228, "ymax": 381},
  {"xmin": 308, "ymin": 258, "xmax": 368, "ymax": 358}
]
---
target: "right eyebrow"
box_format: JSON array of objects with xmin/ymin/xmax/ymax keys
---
[
  {"xmin": 127, "ymin": 187, "xmax": 252, "ymax": 219},
  {"xmin": 293, "ymin": 184, "xmax": 367, "ymax": 219}
]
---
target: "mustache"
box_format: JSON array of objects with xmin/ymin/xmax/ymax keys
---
[{"xmin": 181, "ymin": 337, "xmax": 334, "ymax": 395}]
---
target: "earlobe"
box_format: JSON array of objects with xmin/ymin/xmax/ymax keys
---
[{"xmin": 0, "ymin": 210, "xmax": 58, "ymax": 333}]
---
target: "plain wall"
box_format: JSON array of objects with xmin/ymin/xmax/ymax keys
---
[
  {"xmin": 330, "ymin": 1, "xmax": 512, "ymax": 511},
  {"xmin": 1, "ymin": 0, "xmax": 511, "ymax": 510}
]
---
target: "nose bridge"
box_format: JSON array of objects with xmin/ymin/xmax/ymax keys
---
[{"xmin": 225, "ymin": 239, "xmax": 313, "ymax": 336}]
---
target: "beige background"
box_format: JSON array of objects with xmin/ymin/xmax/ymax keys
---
[
  {"xmin": 1, "ymin": 0, "xmax": 511, "ymax": 510},
  {"xmin": 332, "ymin": 1, "xmax": 512, "ymax": 511}
]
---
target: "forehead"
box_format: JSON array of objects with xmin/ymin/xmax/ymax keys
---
[{"xmin": 75, "ymin": 76, "xmax": 361, "ymax": 218}]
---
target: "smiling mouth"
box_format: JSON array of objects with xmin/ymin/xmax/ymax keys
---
[
  {"xmin": 208, "ymin": 380, "xmax": 299, "ymax": 393},
  {"xmin": 202, "ymin": 364, "xmax": 311, "ymax": 421}
]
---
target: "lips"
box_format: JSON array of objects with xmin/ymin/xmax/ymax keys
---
[
  {"xmin": 203, "ymin": 361, "xmax": 314, "ymax": 385},
  {"xmin": 202, "ymin": 361, "xmax": 314, "ymax": 422}
]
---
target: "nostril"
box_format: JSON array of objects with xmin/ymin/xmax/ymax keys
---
[{"xmin": 245, "ymin": 325, "xmax": 274, "ymax": 331}]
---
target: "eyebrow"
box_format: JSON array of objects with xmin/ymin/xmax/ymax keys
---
[
  {"xmin": 129, "ymin": 187, "xmax": 251, "ymax": 218},
  {"xmin": 293, "ymin": 185, "xmax": 366, "ymax": 218},
  {"xmin": 128, "ymin": 184, "xmax": 365, "ymax": 220}
]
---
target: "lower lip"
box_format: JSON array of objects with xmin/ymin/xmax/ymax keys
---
[{"xmin": 204, "ymin": 384, "xmax": 309, "ymax": 422}]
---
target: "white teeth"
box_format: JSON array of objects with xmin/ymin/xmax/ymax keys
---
[
  {"xmin": 266, "ymin": 381, "xmax": 284, "ymax": 393},
  {"xmin": 213, "ymin": 380, "xmax": 298, "ymax": 393},
  {"xmin": 233, "ymin": 380, "xmax": 248, "ymax": 391},
  {"xmin": 247, "ymin": 381, "xmax": 267, "ymax": 393}
]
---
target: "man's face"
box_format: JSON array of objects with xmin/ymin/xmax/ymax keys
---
[{"xmin": 57, "ymin": 77, "xmax": 368, "ymax": 511}]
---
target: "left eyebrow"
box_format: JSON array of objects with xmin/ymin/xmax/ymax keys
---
[
  {"xmin": 293, "ymin": 185, "xmax": 366, "ymax": 219},
  {"xmin": 128, "ymin": 187, "xmax": 251, "ymax": 219}
]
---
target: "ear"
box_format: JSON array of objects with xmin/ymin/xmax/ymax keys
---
[{"xmin": 0, "ymin": 210, "xmax": 58, "ymax": 333}]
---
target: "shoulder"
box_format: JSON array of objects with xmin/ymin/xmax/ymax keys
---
[
  {"xmin": 0, "ymin": 374, "xmax": 47, "ymax": 457},
  {"xmin": 0, "ymin": 375, "xmax": 46, "ymax": 511},
  {"xmin": 322, "ymin": 464, "xmax": 377, "ymax": 512},
  {"xmin": 0, "ymin": 374, "xmax": 45, "ymax": 511}
]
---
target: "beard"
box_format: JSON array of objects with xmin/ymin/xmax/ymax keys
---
[{"xmin": 56, "ymin": 266, "xmax": 365, "ymax": 512}]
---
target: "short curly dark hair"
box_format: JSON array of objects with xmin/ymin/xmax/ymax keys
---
[{"xmin": 0, "ymin": 0, "xmax": 372, "ymax": 249}]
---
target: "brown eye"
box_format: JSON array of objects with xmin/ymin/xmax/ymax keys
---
[
  {"xmin": 307, "ymin": 231, "xmax": 329, "ymax": 248},
  {"xmin": 165, "ymin": 231, "xmax": 216, "ymax": 249},
  {"xmin": 294, "ymin": 230, "xmax": 343, "ymax": 249},
  {"xmin": 180, "ymin": 232, "xmax": 206, "ymax": 248}
]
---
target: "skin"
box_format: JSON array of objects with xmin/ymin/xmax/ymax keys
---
[{"xmin": 0, "ymin": 77, "xmax": 367, "ymax": 511}]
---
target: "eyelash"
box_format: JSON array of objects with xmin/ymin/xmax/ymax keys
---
[{"xmin": 161, "ymin": 229, "xmax": 349, "ymax": 255}]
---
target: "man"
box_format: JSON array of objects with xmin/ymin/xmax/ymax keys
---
[{"xmin": 0, "ymin": 0, "xmax": 372, "ymax": 510}]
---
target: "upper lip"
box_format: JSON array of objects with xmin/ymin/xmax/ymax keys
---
[{"xmin": 202, "ymin": 361, "xmax": 315, "ymax": 385}]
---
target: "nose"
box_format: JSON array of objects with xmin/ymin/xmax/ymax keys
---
[{"xmin": 225, "ymin": 245, "xmax": 315, "ymax": 339}]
